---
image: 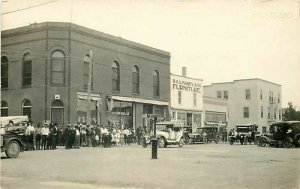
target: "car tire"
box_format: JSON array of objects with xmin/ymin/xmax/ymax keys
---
[
  {"xmin": 203, "ymin": 137, "xmax": 208, "ymax": 144},
  {"xmin": 158, "ymin": 137, "xmax": 165, "ymax": 148},
  {"xmin": 185, "ymin": 137, "xmax": 190, "ymax": 145},
  {"xmin": 5, "ymin": 140, "xmax": 21, "ymax": 158},
  {"xmin": 215, "ymin": 137, "xmax": 219, "ymax": 144},
  {"xmin": 142, "ymin": 138, "xmax": 148, "ymax": 148},
  {"xmin": 178, "ymin": 137, "xmax": 185, "ymax": 148},
  {"xmin": 229, "ymin": 138, "xmax": 234, "ymax": 145},
  {"xmin": 283, "ymin": 137, "xmax": 293, "ymax": 148}
]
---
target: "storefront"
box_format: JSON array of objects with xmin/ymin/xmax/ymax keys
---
[{"xmin": 77, "ymin": 92, "xmax": 101, "ymax": 125}]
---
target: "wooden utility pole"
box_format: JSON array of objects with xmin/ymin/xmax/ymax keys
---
[{"xmin": 86, "ymin": 50, "xmax": 93, "ymax": 125}]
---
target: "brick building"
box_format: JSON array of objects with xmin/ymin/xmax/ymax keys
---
[{"xmin": 1, "ymin": 22, "xmax": 170, "ymax": 129}]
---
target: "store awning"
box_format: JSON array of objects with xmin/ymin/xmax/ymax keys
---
[
  {"xmin": 77, "ymin": 92, "xmax": 101, "ymax": 101},
  {"xmin": 108, "ymin": 95, "xmax": 169, "ymax": 106}
]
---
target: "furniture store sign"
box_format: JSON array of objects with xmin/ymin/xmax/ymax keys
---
[{"xmin": 172, "ymin": 76, "xmax": 202, "ymax": 93}]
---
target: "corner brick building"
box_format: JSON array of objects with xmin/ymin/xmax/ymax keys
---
[{"xmin": 1, "ymin": 22, "xmax": 171, "ymax": 129}]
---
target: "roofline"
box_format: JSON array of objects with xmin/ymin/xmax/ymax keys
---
[
  {"xmin": 1, "ymin": 22, "xmax": 170, "ymax": 58},
  {"xmin": 171, "ymin": 73, "xmax": 203, "ymax": 81},
  {"xmin": 204, "ymin": 78, "xmax": 281, "ymax": 87}
]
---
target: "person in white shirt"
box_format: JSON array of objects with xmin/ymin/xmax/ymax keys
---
[{"xmin": 41, "ymin": 124, "xmax": 49, "ymax": 150}]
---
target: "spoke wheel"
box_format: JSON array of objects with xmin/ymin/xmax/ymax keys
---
[
  {"xmin": 178, "ymin": 138, "xmax": 185, "ymax": 148},
  {"xmin": 158, "ymin": 137, "xmax": 165, "ymax": 148},
  {"xmin": 5, "ymin": 140, "xmax": 20, "ymax": 158},
  {"xmin": 283, "ymin": 137, "xmax": 293, "ymax": 148}
]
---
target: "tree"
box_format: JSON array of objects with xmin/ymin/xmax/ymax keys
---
[{"xmin": 282, "ymin": 102, "xmax": 300, "ymax": 121}]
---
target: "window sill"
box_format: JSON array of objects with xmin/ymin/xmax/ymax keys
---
[{"xmin": 132, "ymin": 92, "xmax": 140, "ymax": 96}]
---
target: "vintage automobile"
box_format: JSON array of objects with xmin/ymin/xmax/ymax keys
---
[
  {"xmin": 0, "ymin": 116, "xmax": 28, "ymax": 158},
  {"xmin": 142, "ymin": 121, "xmax": 185, "ymax": 148},
  {"xmin": 229, "ymin": 124, "xmax": 259, "ymax": 145},
  {"xmin": 257, "ymin": 121, "xmax": 300, "ymax": 148},
  {"xmin": 182, "ymin": 126, "xmax": 193, "ymax": 144},
  {"xmin": 190, "ymin": 126, "xmax": 220, "ymax": 144}
]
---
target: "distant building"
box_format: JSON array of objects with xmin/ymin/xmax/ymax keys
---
[
  {"xmin": 1, "ymin": 22, "xmax": 171, "ymax": 128},
  {"xmin": 170, "ymin": 67, "xmax": 203, "ymax": 132},
  {"xmin": 204, "ymin": 79, "xmax": 282, "ymax": 133}
]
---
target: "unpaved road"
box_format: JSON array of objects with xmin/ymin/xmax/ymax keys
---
[{"xmin": 1, "ymin": 143, "xmax": 300, "ymax": 189}]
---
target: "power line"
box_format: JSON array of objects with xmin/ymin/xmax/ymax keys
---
[{"xmin": 1, "ymin": 0, "xmax": 59, "ymax": 15}]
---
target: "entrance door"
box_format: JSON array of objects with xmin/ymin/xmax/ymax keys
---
[{"xmin": 51, "ymin": 100, "xmax": 64, "ymax": 125}]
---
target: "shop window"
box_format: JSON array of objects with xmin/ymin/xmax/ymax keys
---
[
  {"xmin": 245, "ymin": 89, "xmax": 251, "ymax": 100},
  {"xmin": 83, "ymin": 54, "xmax": 93, "ymax": 89},
  {"xmin": 132, "ymin": 66, "xmax": 139, "ymax": 94},
  {"xmin": 1, "ymin": 56, "xmax": 8, "ymax": 89},
  {"xmin": 108, "ymin": 100, "xmax": 132, "ymax": 129},
  {"xmin": 1, "ymin": 101, "xmax": 8, "ymax": 117},
  {"xmin": 51, "ymin": 50, "xmax": 65, "ymax": 85},
  {"xmin": 223, "ymin": 90, "xmax": 228, "ymax": 99},
  {"xmin": 217, "ymin": 91, "xmax": 222, "ymax": 98},
  {"xmin": 112, "ymin": 61, "xmax": 120, "ymax": 92},
  {"xmin": 22, "ymin": 53, "xmax": 32, "ymax": 87},
  {"xmin": 243, "ymin": 107, "xmax": 249, "ymax": 118},
  {"xmin": 153, "ymin": 70, "xmax": 160, "ymax": 97},
  {"xmin": 22, "ymin": 99, "xmax": 31, "ymax": 120},
  {"xmin": 178, "ymin": 91, "xmax": 182, "ymax": 104}
]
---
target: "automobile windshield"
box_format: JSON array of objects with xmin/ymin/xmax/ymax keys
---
[
  {"xmin": 236, "ymin": 126, "xmax": 250, "ymax": 133},
  {"xmin": 156, "ymin": 124, "xmax": 168, "ymax": 131}
]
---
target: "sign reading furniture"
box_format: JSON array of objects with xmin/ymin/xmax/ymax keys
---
[{"xmin": 172, "ymin": 79, "xmax": 201, "ymax": 93}]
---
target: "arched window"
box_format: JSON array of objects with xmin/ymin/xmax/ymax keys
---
[
  {"xmin": 22, "ymin": 99, "xmax": 31, "ymax": 120},
  {"xmin": 51, "ymin": 50, "xmax": 65, "ymax": 85},
  {"xmin": 112, "ymin": 61, "xmax": 120, "ymax": 91},
  {"xmin": 83, "ymin": 54, "xmax": 93, "ymax": 89},
  {"xmin": 22, "ymin": 53, "xmax": 32, "ymax": 87},
  {"xmin": 153, "ymin": 70, "xmax": 160, "ymax": 97},
  {"xmin": 51, "ymin": 100, "xmax": 64, "ymax": 125},
  {"xmin": 1, "ymin": 101, "xmax": 8, "ymax": 117},
  {"xmin": 132, "ymin": 66, "xmax": 139, "ymax": 94},
  {"xmin": 1, "ymin": 56, "xmax": 8, "ymax": 89}
]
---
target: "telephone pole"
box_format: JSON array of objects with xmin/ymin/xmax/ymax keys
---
[{"xmin": 86, "ymin": 50, "xmax": 93, "ymax": 125}]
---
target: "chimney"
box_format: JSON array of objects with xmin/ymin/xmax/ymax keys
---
[{"xmin": 182, "ymin": 66, "xmax": 187, "ymax": 77}]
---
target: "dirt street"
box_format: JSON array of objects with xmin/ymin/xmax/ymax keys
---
[{"xmin": 1, "ymin": 143, "xmax": 300, "ymax": 189}]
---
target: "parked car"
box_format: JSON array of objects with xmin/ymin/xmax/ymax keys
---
[
  {"xmin": 182, "ymin": 126, "xmax": 192, "ymax": 144},
  {"xmin": 229, "ymin": 124, "xmax": 260, "ymax": 145},
  {"xmin": 142, "ymin": 121, "xmax": 185, "ymax": 148},
  {"xmin": 257, "ymin": 121, "xmax": 300, "ymax": 148},
  {"xmin": 190, "ymin": 126, "xmax": 220, "ymax": 144},
  {"xmin": 0, "ymin": 116, "xmax": 28, "ymax": 158}
]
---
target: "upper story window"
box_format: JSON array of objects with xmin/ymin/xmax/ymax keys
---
[
  {"xmin": 217, "ymin": 91, "xmax": 222, "ymax": 98},
  {"xmin": 22, "ymin": 99, "xmax": 31, "ymax": 120},
  {"xmin": 243, "ymin": 107, "xmax": 249, "ymax": 118},
  {"xmin": 269, "ymin": 91, "xmax": 273, "ymax": 103},
  {"xmin": 1, "ymin": 101, "xmax": 8, "ymax": 117},
  {"xmin": 268, "ymin": 107, "xmax": 271, "ymax": 119},
  {"xmin": 153, "ymin": 70, "xmax": 160, "ymax": 97},
  {"xmin": 260, "ymin": 89, "xmax": 263, "ymax": 100},
  {"xmin": 132, "ymin": 66, "xmax": 140, "ymax": 94},
  {"xmin": 223, "ymin": 90, "xmax": 228, "ymax": 99},
  {"xmin": 193, "ymin": 93, "xmax": 197, "ymax": 106},
  {"xmin": 178, "ymin": 91, "xmax": 182, "ymax": 105},
  {"xmin": 274, "ymin": 108, "xmax": 277, "ymax": 119},
  {"xmin": 278, "ymin": 93, "xmax": 280, "ymax": 103},
  {"xmin": 1, "ymin": 56, "xmax": 8, "ymax": 89},
  {"xmin": 279, "ymin": 109, "xmax": 281, "ymax": 119},
  {"xmin": 245, "ymin": 89, "xmax": 251, "ymax": 100},
  {"xmin": 83, "ymin": 55, "xmax": 93, "ymax": 89},
  {"xmin": 22, "ymin": 53, "xmax": 32, "ymax": 87},
  {"xmin": 112, "ymin": 61, "xmax": 120, "ymax": 92},
  {"xmin": 51, "ymin": 50, "xmax": 65, "ymax": 85}
]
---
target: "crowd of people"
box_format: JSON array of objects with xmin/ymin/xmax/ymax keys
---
[{"xmin": 21, "ymin": 121, "xmax": 147, "ymax": 151}]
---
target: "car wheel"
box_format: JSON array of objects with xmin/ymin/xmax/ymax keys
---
[
  {"xmin": 244, "ymin": 138, "xmax": 248, "ymax": 145},
  {"xmin": 203, "ymin": 137, "xmax": 208, "ymax": 144},
  {"xmin": 283, "ymin": 137, "xmax": 293, "ymax": 148},
  {"xmin": 215, "ymin": 137, "xmax": 219, "ymax": 144},
  {"xmin": 229, "ymin": 138, "xmax": 234, "ymax": 145},
  {"xmin": 5, "ymin": 140, "xmax": 21, "ymax": 158},
  {"xmin": 142, "ymin": 138, "xmax": 148, "ymax": 148},
  {"xmin": 295, "ymin": 136, "xmax": 300, "ymax": 147},
  {"xmin": 158, "ymin": 137, "xmax": 165, "ymax": 148},
  {"xmin": 178, "ymin": 137, "xmax": 185, "ymax": 148},
  {"xmin": 185, "ymin": 137, "xmax": 190, "ymax": 145}
]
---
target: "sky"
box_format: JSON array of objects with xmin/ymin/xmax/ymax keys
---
[{"xmin": 1, "ymin": 0, "xmax": 300, "ymax": 108}]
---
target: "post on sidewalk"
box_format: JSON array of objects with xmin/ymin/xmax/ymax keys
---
[
  {"xmin": 86, "ymin": 50, "xmax": 93, "ymax": 125},
  {"xmin": 151, "ymin": 116, "xmax": 158, "ymax": 159}
]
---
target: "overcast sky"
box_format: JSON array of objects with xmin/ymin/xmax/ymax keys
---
[{"xmin": 1, "ymin": 0, "xmax": 300, "ymax": 108}]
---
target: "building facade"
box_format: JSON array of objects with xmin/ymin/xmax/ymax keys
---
[
  {"xmin": 203, "ymin": 96, "xmax": 228, "ymax": 128},
  {"xmin": 204, "ymin": 79, "xmax": 282, "ymax": 133},
  {"xmin": 170, "ymin": 68, "xmax": 203, "ymax": 132},
  {"xmin": 1, "ymin": 22, "xmax": 171, "ymax": 129}
]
